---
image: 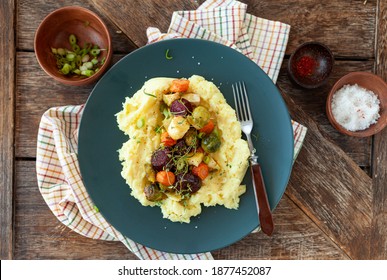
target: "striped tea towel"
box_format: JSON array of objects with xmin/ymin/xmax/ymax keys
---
[
  {"xmin": 147, "ymin": 0, "xmax": 307, "ymax": 163},
  {"xmin": 36, "ymin": 0, "xmax": 307, "ymax": 260},
  {"xmin": 37, "ymin": 105, "xmax": 213, "ymax": 260},
  {"xmin": 147, "ymin": 0, "xmax": 290, "ymax": 83}
]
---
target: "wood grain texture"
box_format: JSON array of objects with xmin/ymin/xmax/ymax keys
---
[
  {"xmin": 13, "ymin": 161, "xmax": 137, "ymax": 259},
  {"xmin": 17, "ymin": 0, "xmax": 136, "ymax": 53},
  {"xmin": 370, "ymin": 0, "xmax": 387, "ymax": 260},
  {"xmin": 92, "ymin": 0, "xmax": 376, "ymax": 57},
  {"xmin": 245, "ymin": 0, "xmax": 376, "ymax": 57},
  {"xmin": 280, "ymin": 88, "xmax": 373, "ymax": 259},
  {"xmin": 15, "ymin": 53, "xmax": 124, "ymax": 158},
  {"xmin": 278, "ymin": 59, "xmax": 374, "ymax": 168},
  {"xmin": 0, "ymin": 0, "xmax": 15, "ymax": 260},
  {"xmin": 90, "ymin": 0, "xmax": 202, "ymax": 47},
  {"xmin": 213, "ymin": 195, "xmax": 350, "ymax": 260},
  {"xmin": 15, "ymin": 160, "xmax": 348, "ymax": 259}
]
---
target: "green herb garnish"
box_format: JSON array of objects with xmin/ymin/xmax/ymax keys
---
[
  {"xmin": 165, "ymin": 49, "xmax": 173, "ymax": 60},
  {"xmin": 143, "ymin": 89, "xmax": 157, "ymax": 98}
]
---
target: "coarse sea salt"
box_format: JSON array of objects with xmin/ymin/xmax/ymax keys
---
[{"xmin": 331, "ymin": 84, "xmax": 380, "ymax": 131}]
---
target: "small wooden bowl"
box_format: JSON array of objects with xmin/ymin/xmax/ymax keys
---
[
  {"xmin": 34, "ymin": 6, "xmax": 112, "ymax": 86},
  {"xmin": 326, "ymin": 72, "xmax": 387, "ymax": 137},
  {"xmin": 288, "ymin": 42, "xmax": 334, "ymax": 89}
]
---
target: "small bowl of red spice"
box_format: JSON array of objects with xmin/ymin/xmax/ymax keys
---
[{"xmin": 288, "ymin": 42, "xmax": 334, "ymax": 89}]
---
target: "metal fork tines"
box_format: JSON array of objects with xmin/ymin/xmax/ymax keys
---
[
  {"xmin": 232, "ymin": 81, "xmax": 256, "ymax": 161},
  {"xmin": 232, "ymin": 81, "xmax": 274, "ymax": 236}
]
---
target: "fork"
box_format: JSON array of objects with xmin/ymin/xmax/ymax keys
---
[{"xmin": 232, "ymin": 81, "xmax": 274, "ymax": 236}]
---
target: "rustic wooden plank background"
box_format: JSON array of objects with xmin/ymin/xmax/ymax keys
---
[
  {"xmin": 0, "ymin": 0, "xmax": 15, "ymax": 260},
  {"xmin": 370, "ymin": 0, "xmax": 387, "ymax": 260},
  {"xmin": 281, "ymin": 90, "xmax": 373, "ymax": 260},
  {"xmin": 3, "ymin": 0, "xmax": 385, "ymax": 259}
]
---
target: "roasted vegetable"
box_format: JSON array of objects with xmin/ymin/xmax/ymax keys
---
[
  {"xmin": 170, "ymin": 99, "xmax": 192, "ymax": 116},
  {"xmin": 192, "ymin": 162, "xmax": 209, "ymax": 180},
  {"xmin": 144, "ymin": 184, "xmax": 165, "ymax": 201},
  {"xmin": 201, "ymin": 132, "xmax": 221, "ymax": 153},
  {"xmin": 151, "ymin": 148, "xmax": 171, "ymax": 171},
  {"xmin": 170, "ymin": 79, "xmax": 190, "ymax": 93},
  {"xmin": 189, "ymin": 106, "xmax": 211, "ymax": 129},
  {"xmin": 167, "ymin": 116, "xmax": 190, "ymax": 140},
  {"xmin": 184, "ymin": 128, "xmax": 199, "ymax": 147},
  {"xmin": 175, "ymin": 172, "xmax": 201, "ymax": 194}
]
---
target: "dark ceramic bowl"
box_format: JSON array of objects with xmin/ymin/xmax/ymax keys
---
[
  {"xmin": 288, "ymin": 42, "xmax": 334, "ymax": 89},
  {"xmin": 34, "ymin": 6, "xmax": 112, "ymax": 86},
  {"xmin": 326, "ymin": 72, "xmax": 387, "ymax": 137}
]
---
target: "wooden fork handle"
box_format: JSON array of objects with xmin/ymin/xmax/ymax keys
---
[{"xmin": 251, "ymin": 163, "xmax": 274, "ymax": 236}]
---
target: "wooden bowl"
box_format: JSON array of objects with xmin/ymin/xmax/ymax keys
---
[
  {"xmin": 326, "ymin": 72, "xmax": 387, "ymax": 137},
  {"xmin": 34, "ymin": 6, "xmax": 112, "ymax": 86},
  {"xmin": 288, "ymin": 42, "xmax": 334, "ymax": 89}
]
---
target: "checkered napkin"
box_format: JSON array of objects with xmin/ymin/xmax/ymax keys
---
[{"xmin": 36, "ymin": 0, "xmax": 307, "ymax": 260}]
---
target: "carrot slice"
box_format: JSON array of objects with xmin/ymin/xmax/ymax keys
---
[
  {"xmin": 170, "ymin": 79, "xmax": 190, "ymax": 93},
  {"xmin": 199, "ymin": 119, "xmax": 215, "ymax": 134},
  {"xmin": 192, "ymin": 162, "xmax": 209, "ymax": 180},
  {"xmin": 161, "ymin": 131, "xmax": 177, "ymax": 147},
  {"xmin": 156, "ymin": 171, "xmax": 176, "ymax": 186}
]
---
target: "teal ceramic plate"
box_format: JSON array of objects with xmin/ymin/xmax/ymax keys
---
[{"xmin": 78, "ymin": 38, "xmax": 294, "ymax": 254}]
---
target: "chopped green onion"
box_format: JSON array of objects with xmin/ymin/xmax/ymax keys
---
[
  {"xmin": 61, "ymin": 63, "xmax": 72, "ymax": 75},
  {"xmin": 136, "ymin": 118, "xmax": 145, "ymax": 128},
  {"xmin": 69, "ymin": 34, "xmax": 77, "ymax": 45},
  {"xmin": 165, "ymin": 49, "xmax": 173, "ymax": 60},
  {"xmin": 93, "ymin": 205, "xmax": 99, "ymax": 212},
  {"xmin": 84, "ymin": 42, "xmax": 92, "ymax": 50},
  {"xmin": 163, "ymin": 108, "xmax": 171, "ymax": 119},
  {"xmin": 66, "ymin": 53, "xmax": 76, "ymax": 61},
  {"xmin": 203, "ymin": 156, "xmax": 210, "ymax": 164},
  {"xmin": 72, "ymin": 44, "xmax": 80, "ymax": 53},
  {"xmin": 81, "ymin": 69, "xmax": 94, "ymax": 77},
  {"xmin": 143, "ymin": 90, "xmax": 157, "ymax": 98},
  {"xmin": 82, "ymin": 54, "xmax": 90, "ymax": 63},
  {"xmin": 57, "ymin": 48, "xmax": 66, "ymax": 56},
  {"xmin": 51, "ymin": 34, "xmax": 105, "ymax": 78},
  {"xmin": 90, "ymin": 48, "xmax": 100, "ymax": 56},
  {"xmin": 79, "ymin": 65, "xmax": 88, "ymax": 71},
  {"xmin": 73, "ymin": 69, "xmax": 81, "ymax": 75},
  {"xmin": 83, "ymin": 61, "xmax": 93, "ymax": 69}
]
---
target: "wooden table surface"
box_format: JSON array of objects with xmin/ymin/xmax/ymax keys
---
[{"xmin": 1, "ymin": 0, "xmax": 386, "ymax": 260}]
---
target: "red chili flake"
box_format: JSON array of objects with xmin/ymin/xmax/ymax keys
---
[{"xmin": 296, "ymin": 56, "xmax": 317, "ymax": 77}]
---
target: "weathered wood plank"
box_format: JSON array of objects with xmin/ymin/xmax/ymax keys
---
[
  {"xmin": 90, "ymin": 0, "xmax": 201, "ymax": 47},
  {"xmin": 370, "ymin": 0, "xmax": 387, "ymax": 260},
  {"xmin": 280, "ymin": 88, "xmax": 373, "ymax": 260},
  {"xmin": 246, "ymin": 0, "xmax": 376, "ymax": 57},
  {"xmin": 278, "ymin": 59, "xmax": 374, "ymax": 168},
  {"xmin": 212, "ymin": 194, "xmax": 349, "ymax": 260},
  {"xmin": 0, "ymin": 0, "xmax": 15, "ymax": 260},
  {"xmin": 17, "ymin": 0, "xmax": 136, "ymax": 53},
  {"xmin": 92, "ymin": 0, "xmax": 376, "ymax": 57},
  {"xmin": 15, "ymin": 53, "xmax": 125, "ymax": 158},
  {"xmin": 14, "ymin": 161, "xmax": 136, "ymax": 259},
  {"xmin": 15, "ymin": 160, "xmax": 348, "ymax": 259}
]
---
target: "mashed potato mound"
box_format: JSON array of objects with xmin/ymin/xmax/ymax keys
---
[{"xmin": 116, "ymin": 75, "xmax": 249, "ymax": 223}]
